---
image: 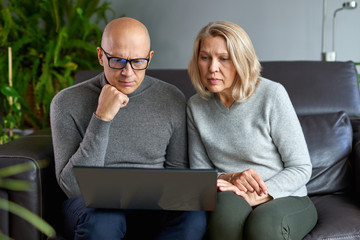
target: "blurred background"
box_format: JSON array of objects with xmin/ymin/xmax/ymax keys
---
[
  {"xmin": 104, "ymin": 0, "xmax": 360, "ymax": 69},
  {"xmin": 0, "ymin": 0, "xmax": 359, "ymax": 135}
]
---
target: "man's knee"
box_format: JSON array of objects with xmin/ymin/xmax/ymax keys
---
[
  {"xmin": 170, "ymin": 211, "xmax": 208, "ymax": 240},
  {"xmin": 178, "ymin": 211, "xmax": 207, "ymax": 232},
  {"xmin": 189, "ymin": 211, "xmax": 208, "ymax": 228},
  {"xmin": 75, "ymin": 210, "xmax": 127, "ymax": 240}
]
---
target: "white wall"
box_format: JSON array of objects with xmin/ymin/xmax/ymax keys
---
[{"xmin": 104, "ymin": 0, "xmax": 360, "ymax": 69}]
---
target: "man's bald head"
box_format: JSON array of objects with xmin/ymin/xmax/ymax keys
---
[{"xmin": 101, "ymin": 17, "xmax": 151, "ymax": 52}]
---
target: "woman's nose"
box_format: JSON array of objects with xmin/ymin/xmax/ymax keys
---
[{"xmin": 209, "ymin": 59, "xmax": 219, "ymax": 72}]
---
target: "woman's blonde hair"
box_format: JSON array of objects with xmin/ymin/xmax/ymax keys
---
[{"xmin": 188, "ymin": 21, "xmax": 261, "ymax": 102}]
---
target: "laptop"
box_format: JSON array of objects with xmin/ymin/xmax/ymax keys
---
[{"xmin": 73, "ymin": 166, "xmax": 217, "ymax": 211}]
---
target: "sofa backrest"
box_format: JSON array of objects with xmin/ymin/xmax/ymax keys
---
[
  {"xmin": 261, "ymin": 61, "xmax": 360, "ymax": 118},
  {"xmin": 75, "ymin": 61, "xmax": 360, "ymax": 119},
  {"xmin": 74, "ymin": 69, "xmax": 196, "ymax": 100}
]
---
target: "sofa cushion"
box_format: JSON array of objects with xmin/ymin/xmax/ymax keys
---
[
  {"xmin": 298, "ymin": 112, "xmax": 353, "ymax": 196},
  {"xmin": 304, "ymin": 194, "xmax": 360, "ymax": 240}
]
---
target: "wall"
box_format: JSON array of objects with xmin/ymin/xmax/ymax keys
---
[{"xmin": 103, "ymin": 0, "xmax": 360, "ymax": 69}]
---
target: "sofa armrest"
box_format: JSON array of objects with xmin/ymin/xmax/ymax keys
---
[
  {"xmin": 352, "ymin": 119, "xmax": 360, "ymax": 201},
  {"xmin": 354, "ymin": 135, "xmax": 360, "ymax": 201},
  {"xmin": 0, "ymin": 128, "xmax": 66, "ymax": 240}
]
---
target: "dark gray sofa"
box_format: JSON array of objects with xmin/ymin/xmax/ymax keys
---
[{"xmin": 0, "ymin": 61, "xmax": 360, "ymax": 239}]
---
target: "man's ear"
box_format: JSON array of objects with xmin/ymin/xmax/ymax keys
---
[
  {"xmin": 97, "ymin": 47, "xmax": 104, "ymax": 66},
  {"xmin": 148, "ymin": 50, "xmax": 154, "ymax": 63}
]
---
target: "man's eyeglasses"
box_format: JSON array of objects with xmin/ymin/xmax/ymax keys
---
[{"xmin": 100, "ymin": 46, "xmax": 150, "ymax": 70}]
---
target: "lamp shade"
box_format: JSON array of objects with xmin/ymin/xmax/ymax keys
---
[{"xmin": 343, "ymin": 1, "xmax": 357, "ymax": 9}]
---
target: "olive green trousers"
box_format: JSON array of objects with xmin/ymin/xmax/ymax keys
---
[{"xmin": 208, "ymin": 191, "xmax": 318, "ymax": 240}]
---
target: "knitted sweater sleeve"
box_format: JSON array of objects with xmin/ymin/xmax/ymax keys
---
[
  {"xmin": 265, "ymin": 84, "xmax": 312, "ymax": 198},
  {"xmin": 51, "ymin": 95, "xmax": 111, "ymax": 198}
]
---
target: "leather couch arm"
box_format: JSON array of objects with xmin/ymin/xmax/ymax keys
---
[
  {"xmin": 0, "ymin": 128, "xmax": 66, "ymax": 240},
  {"xmin": 352, "ymin": 119, "xmax": 360, "ymax": 201}
]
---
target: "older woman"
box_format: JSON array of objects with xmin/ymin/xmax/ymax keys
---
[{"xmin": 187, "ymin": 21, "xmax": 318, "ymax": 240}]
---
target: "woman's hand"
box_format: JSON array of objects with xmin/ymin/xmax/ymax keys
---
[
  {"xmin": 237, "ymin": 189, "xmax": 273, "ymax": 206},
  {"xmin": 217, "ymin": 179, "xmax": 272, "ymax": 206},
  {"xmin": 217, "ymin": 179, "xmax": 243, "ymax": 195},
  {"xmin": 219, "ymin": 169, "xmax": 268, "ymax": 195}
]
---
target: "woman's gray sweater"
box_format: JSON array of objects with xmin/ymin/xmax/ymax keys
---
[{"xmin": 187, "ymin": 78, "xmax": 312, "ymax": 199}]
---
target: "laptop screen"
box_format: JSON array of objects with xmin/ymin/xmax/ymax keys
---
[{"xmin": 73, "ymin": 167, "xmax": 218, "ymax": 211}]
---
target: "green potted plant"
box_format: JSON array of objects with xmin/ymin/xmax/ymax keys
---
[
  {"xmin": 0, "ymin": 47, "xmax": 22, "ymax": 144},
  {"xmin": 0, "ymin": 0, "xmax": 118, "ymax": 238},
  {"xmin": 0, "ymin": 0, "xmax": 115, "ymax": 141},
  {"xmin": 356, "ymin": 62, "xmax": 360, "ymax": 85}
]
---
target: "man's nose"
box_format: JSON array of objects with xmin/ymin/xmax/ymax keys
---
[{"xmin": 121, "ymin": 62, "xmax": 134, "ymax": 76}]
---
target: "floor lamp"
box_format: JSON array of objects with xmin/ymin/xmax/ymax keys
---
[
  {"xmin": 332, "ymin": 1, "xmax": 357, "ymax": 60},
  {"xmin": 322, "ymin": 0, "xmax": 357, "ymax": 61}
]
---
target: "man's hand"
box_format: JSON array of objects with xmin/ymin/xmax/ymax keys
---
[
  {"xmin": 219, "ymin": 169, "xmax": 268, "ymax": 196},
  {"xmin": 95, "ymin": 84, "xmax": 129, "ymax": 121},
  {"xmin": 217, "ymin": 179, "xmax": 272, "ymax": 207}
]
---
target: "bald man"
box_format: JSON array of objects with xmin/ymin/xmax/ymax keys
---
[{"xmin": 50, "ymin": 17, "xmax": 207, "ymax": 240}]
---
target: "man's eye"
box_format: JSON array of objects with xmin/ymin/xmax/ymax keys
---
[
  {"xmin": 115, "ymin": 58, "xmax": 126, "ymax": 63},
  {"xmin": 132, "ymin": 59, "xmax": 145, "ymax": 64}
]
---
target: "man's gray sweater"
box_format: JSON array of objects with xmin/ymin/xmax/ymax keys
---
[
  {"xmin": 187, "ymin": 78, "xmax": 312, "ymax": 199},
  {"xmin": 51, "ymin": 73, "xmax": 187, "ymax": 198}
]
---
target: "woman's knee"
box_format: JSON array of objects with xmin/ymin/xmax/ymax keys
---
[
  {"xmin": 208, "ymin": 192, "xmax": 252, "ymax": 240},
  {"xmin": 244, "ymin": 197, "xmax": 317, "ymax": 240},
  {"xmin": 244, "ymin": 210, "xmax": 283, "ymax": 240}
]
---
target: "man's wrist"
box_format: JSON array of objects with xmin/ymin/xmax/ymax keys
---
[{"xmin": 94, "ymin": 112, "xmax": 112, "ymax": 122}]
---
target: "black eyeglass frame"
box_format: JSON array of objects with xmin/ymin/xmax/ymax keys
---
[{"xmin": 100, "ymin": 46, "xmax": 150, "ymax": 70}]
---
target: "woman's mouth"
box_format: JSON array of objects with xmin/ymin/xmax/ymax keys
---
[{"xmin": 208, "ymin": 78, "xmax": 222, "ymax": 85}]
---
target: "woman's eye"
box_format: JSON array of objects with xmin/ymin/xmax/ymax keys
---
[
  {"xmin": 200, "ymin": 56, "xmax": 209, "ymax": 60},
  {"xmin": 220, "ymin": 57, "xmax": 229, "ymax": 61}
]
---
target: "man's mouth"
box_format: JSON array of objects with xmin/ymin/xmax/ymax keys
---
[{"xmin": 120, "ymin": 81, "xmax": 135, "ymax": 86}]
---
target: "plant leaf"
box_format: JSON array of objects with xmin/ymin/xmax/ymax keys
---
[
  {"xmin": 0, "ymin": 231, "xmax": 12, "ymax": 240},
  {"xmin": 0, "ymin": 160, "xmax": 48, "ymax": 178},
  {"xmin": 1, "ymin": 85, "xmax": 20, "ymax": 98},
  {"xmin": 3, "ymin": 115, "xmax": 17, "ymax": 129},
  {"xmin": 0, "ymin": 198, "xmax": 56, "ymax": 238},
  {"xmin": 0, "ymin": 178, "xmax": 33, "ymax": 191}
]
